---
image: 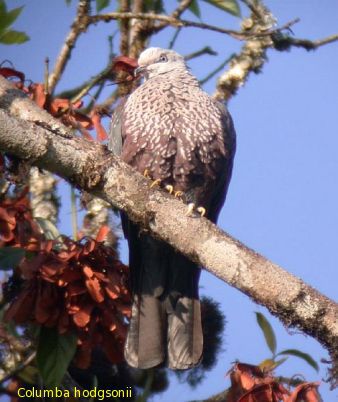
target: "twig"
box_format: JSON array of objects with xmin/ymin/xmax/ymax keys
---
[
  {"xmin": 273, "ymin": 32, "xmax": 338, "ymax": 51},
  {"xmin": 0, "ymin": 352, "xmax": 36, "ymax": 384},
  {"xmin": 71, "ymin": 185, "xmax": 78, "ymax": 240},
  {"xmin": 70, "ymin": 64, "xmax": 113, "ymax": 104},
  {"xmin": 95, "ymin": 89, "xmax": 118, "ymax": 111},
  {"xmin": 90, "ymin": 11, "xmax": 246, "ymax": 39},
  {"xmin": 44, "ymin": 57, "xmax": 49, "ymax": 95},
  {"xmin": 48, "ymin": 0, "xmax": 91, "ymax": 94},
  {"xmin": 200, "ymin": 54, "xmax": 235, "ymax": 86},
  {"xmin": 84, "ymin": 81, "xmax": 105, "ymax": 112},
  {"xmin": 129, "ymin": 0, "xmax": 148, "ymax": 58},
  {"xmin": 241, "ymin": 0, "xmax": 264, "ymax": 19},
  {"xmin": 185, "ymin": 46, "xmax": 217, "ymax": 61},
  {"xmin": 171, "ymin": 0, "xmax": 194, "ymax": 19},
  {"xmin": 91, "ymin": 12, "xmax": 301, "ymax": 41},
  {"xmin": 119, "ymin": 0, "xmax": 130, "ymax": 55},
  {"xmin": 56, "ymin": 33, "xmax": 116, "ymax": 102},
  {"xmin": 168, "ymin": 27, "xmax": 182, "ymax": 49},
  {"xmin": 155, "ymin": 0, "xmax": 193, "ymax": 33}
]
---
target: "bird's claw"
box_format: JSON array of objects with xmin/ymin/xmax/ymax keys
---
[
  {"xmin": 150, "ymin": 178, "xmax": 161, "ymax": 188},
  {"xmin": 186, "ymin": 203, "xmax": 206, "ymax": 217},
  {"xmin": 186, "ymin": 203, "xmax": 195, "ymax": 216},
  {"xmin": 143, "ymin": 170, "xmax": 161, "ymax": 188},
  {"xmin": 197, "ymin": 206, "xmax": 206, "ymax": 217},
  {"xmin": 165, "ymin": 186, "xmax": 183, "ymax": 200},
  {"xmin": 165, "ymin": 184, "xmax": 174, "ymax": 194}
]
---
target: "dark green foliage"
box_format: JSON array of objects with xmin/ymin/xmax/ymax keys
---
[
  {"xmin": 277, "ymin": 349, "xmax": 319, "ymax": 372},
  {"xmin": 255, "ymin": 311, "xmax": 277, "ymax": 355},
  {"xmin": 0, "ymin": 247, "xmax": 25, "ymax": 270},
  {"xmin": 36, "ymin": 326, "xmax": 77, "ymax": 388},
  {"xmin": 256, "ymin": 312, "xmax": 319, "ymax": 373},
  {"xmin": 0, "ymin": 0, "xmax": 29, "ymax": 44},
  {"xmin": 202, "ymin": 0, "xmax": 241, "ymax": 17},
  {"xmin": 144, "ymin": 0, "xmax": 165, "ymax": 13},
  {"xmin": 96, "ymin": 0, "xmax": 110, "ymax": 13},
  {"xmin": 187, "ymin": 0, "xmax": 201, "ymax": 18}
]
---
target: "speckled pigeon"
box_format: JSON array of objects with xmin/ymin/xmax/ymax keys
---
[{"xmin": 109, "ymin": 47, "xmax": 236, "ymax": 370}]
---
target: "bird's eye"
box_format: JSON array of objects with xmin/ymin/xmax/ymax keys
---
[{"xmin": 158, "ymin": 54, "xmax": 168, "ymax": 63}]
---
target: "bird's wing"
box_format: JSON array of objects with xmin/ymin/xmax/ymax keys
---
[
  {"xmin": 108, "ymin": 98, "xmax": 127, "ymax": 156},
  {"xmin": 207, "ymin": 100, "xmax": 236, "ymax": 223}
]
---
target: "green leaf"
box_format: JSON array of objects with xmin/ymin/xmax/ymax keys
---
[
  {"xmin": 188, "ymin": 0, "xmax": 201, "ymax": 18},
  {"xmin": 277, "ymin": 349, "xmax": 319, "ymax": 372},
  {"xmin": 0, "ymin": 1, "xmax": 7, "ymax": 16},
  {"xmin": 0, "ymin": 30, "xmax": 29, "ymax": 44},
  {"xmin": 0, "ymin": 6, "xmax": 24, "ymax": 32},
  {"xmin": 35, "ymin": 217, "xmax": 60, "ymax": 240},
  {"xmin": 65, "ymin": 0, "xmax": 72, "ymax": 5},
  {"xmin": 36, "ymin": 327, "xmax": 77, "ymax": 388},
  {"xmin": 96, "ymin": 0, "xmax": 110, "ymax": 12},
  {"xmin": 202, "ymin": 0, "xmax": 240, "ymax": 17},
  {"xmin": 272, "ymin": 357, "xmax": 288, "ymax": 370},
  {"xmin": 259, "ymin": 357, "xmax": 288, "ymax": 371},
  {"xmin": 144, "ymin": 0, "xmax": 164, "ymax": 13},
  {"xmin": 0, "ymin": 247, "xmax": 25, "ymax": 270},
  {"xmin": 18, "ymin": 365, "xmax": 39, "ymax": 385},
  {"xmin": 255, "ymin": 312, "xmax": 277, "ymax": 355}
]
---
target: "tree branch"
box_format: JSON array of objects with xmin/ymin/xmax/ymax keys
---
[
  {"xmin": 272, "ymin": 32, "xmax": 338, "ymax": 51},
  {"xmin": 0, "ymin": 77, "xmax": 337, "ymax": 378},
  {"xmin": 154, "ymin": 0, "xmax": 193, "ymax": 32},
  {"xmin": 119, "ymin": 0, "xmax": 130, "ymax": 55},
  {"xmin": 185, "ymin": 46, "xmax": 218, "ymax": 61},
  {"xmin": 90, "ymin": 12, "xmax": 247, "ymax": 39},
  {"xmin": 90, "ymin": 11, "xmax": 301, "ymax": 41},
  {"xmin": 214, "ymin": 0, "xmax": 338, "ymax": 102},
  {"xmin": 214, "ymin": 0, "xmax": 275, "ymax": 101},
  {"xmin": 48, "ymin": 0, "xmax": 91, "ymax": 93}
]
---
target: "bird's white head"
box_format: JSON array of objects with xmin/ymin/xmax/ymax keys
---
[{"xmin": 135, "ymin": 47, "xmax": 187, "ymax": 80}]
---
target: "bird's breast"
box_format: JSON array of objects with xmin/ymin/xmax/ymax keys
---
[{"xmin": 122, "ymin": 81, "xmax": 225, "ymax": 186}]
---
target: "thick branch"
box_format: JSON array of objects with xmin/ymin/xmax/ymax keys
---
[{"xmin": 0, "ymin": 77, "xmax": 337, "ymax": 375}]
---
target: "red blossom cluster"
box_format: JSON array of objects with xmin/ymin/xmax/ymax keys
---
[
  {"xmin": 0, "ymin": 66, "xmax": 108, "ymax": 142},
  {"xmin": 0, "ymin": 193, "xmax": 131, "ymax": 369},
  {"xmin": 0, "ymin": 189, "xmax": 42, "ymax": 250},
  {"xmin": 227, "ymin": 363, "xmax": 321, "ymax": 402}
]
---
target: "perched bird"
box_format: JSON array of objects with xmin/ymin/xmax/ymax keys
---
[{"xmin": 109, "ymin": 47, "xmax": 236, "ymax": 370}]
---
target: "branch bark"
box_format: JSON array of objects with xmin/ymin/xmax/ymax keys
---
[{"xmin": 0, "ymin": 77, "xmax": 337, "ymax": 376}]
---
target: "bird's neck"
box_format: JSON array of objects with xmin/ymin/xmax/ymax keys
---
[{"xmin": 146, "ymin": 68, "xmax": 199, "ymax": 87}]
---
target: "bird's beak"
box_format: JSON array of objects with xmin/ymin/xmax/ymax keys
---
[{"xmin": 134, "ymin": 66, "xmax": 146, "ymax": 77}]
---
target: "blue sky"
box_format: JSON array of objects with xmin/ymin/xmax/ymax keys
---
[{"xmin": 1, "ymin": 1, "xmax": 338, "ymax": 401}]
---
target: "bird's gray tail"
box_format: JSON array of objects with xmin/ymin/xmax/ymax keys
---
[{"xmin": 123, "ymin": 220, "xmax": 203, "ymax": 369}]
